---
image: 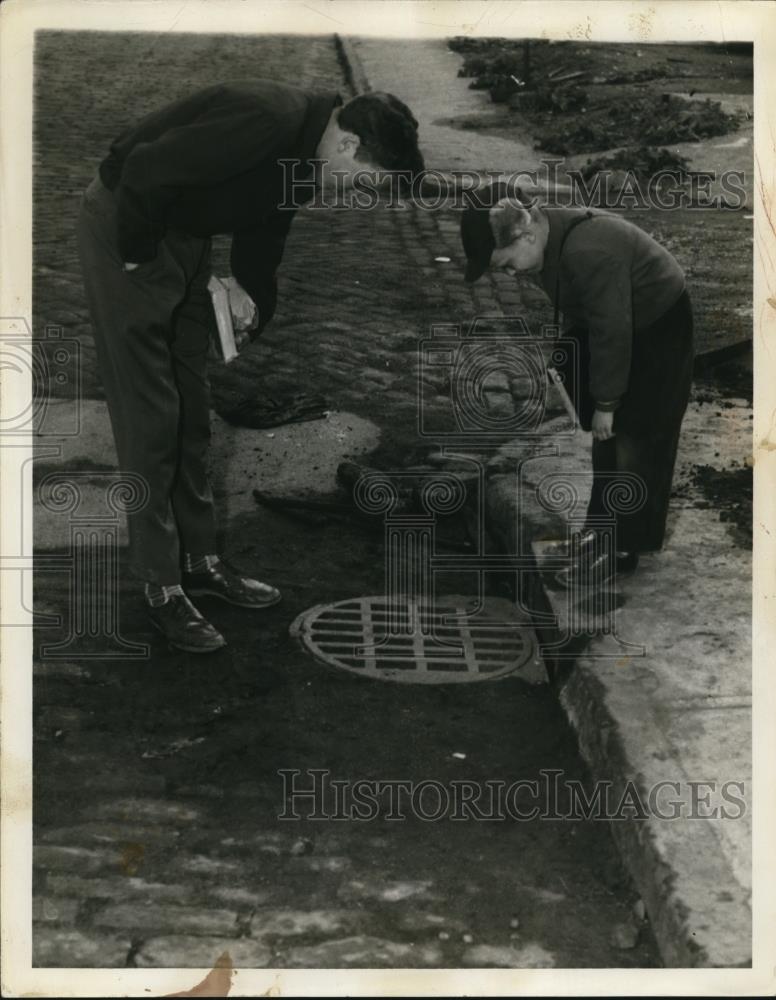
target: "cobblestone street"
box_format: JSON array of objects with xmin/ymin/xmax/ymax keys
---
[
  {"xmin": 28, "ymin": 19, "xmax": 760, "ymax": 976},
  {"xmin": 34, "ymin": 530, "xmax": 656, "ymax": 970},
  {"xmin": 29, "ymin": 29, "xmax": 668, "ymax": 970}
]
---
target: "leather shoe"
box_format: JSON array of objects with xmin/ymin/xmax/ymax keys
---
[
  {"xmin": 183, "ymin": 558, "xmax": 281, "ymax": 609},
  {"xmin": 544, "ymin": 529, "xmax": 598, "ymax": 558},
  {"xmin": 147, "ymin": 594, "xmax": 226, "ymax": 653}
]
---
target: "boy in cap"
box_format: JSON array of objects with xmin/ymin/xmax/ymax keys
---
[
  {"xmin": 78, "ymin": 81, "xmax": 424, "ymax": 652},
  {"xmin": 460, "ymin": 183, "xmax": 694, "ymax": 586}
]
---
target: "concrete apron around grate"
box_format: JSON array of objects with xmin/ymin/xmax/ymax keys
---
[
  {"xmin": 290, "ymin": 594, "xmax": 546, "ymax": 685},
  {"xmin": 32, "ymin": 399, "xmax": 381, "ymax": 549}
]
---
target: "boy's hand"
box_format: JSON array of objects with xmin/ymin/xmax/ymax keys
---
[{"xmin": 592, "ymin": 409, "xmax": 615, "ymax": 441}]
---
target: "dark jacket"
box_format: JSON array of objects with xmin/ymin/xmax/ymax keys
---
[
  {"xmin": 99, "ymin": 80, "xmax": 341, "ymax": 331},
  {"xmin": 539, "ymin": 208, "xmax": 686, "ymax": 409}
]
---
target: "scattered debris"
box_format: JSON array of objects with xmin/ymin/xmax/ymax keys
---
[
  {"xmin": 450, "ymin": 37, "xmax": 670, "ymax": 95},
  {"xmin": 535, "ymin": 93, "xmax": 739, "ymax": 156},
  {"xmin": 214, "ymin": 391, "xmax": 329, "ymax": 429},
  {"xmin": 448, "ymin": 38, "xmax": 746, "ymax": 157},
  {"xmin": 694, "ymin": 354, "xmax": 752, "ymax": 403},
  {"xmin": 690, "ymin": 465, "xmax": 752, "ymax": 540},
  {"xmin": 508, "ymin": 80, "xmax": 588, "ymax": 114},
  {"xmin": 579, "ymin": 145, "xmax": 690, "ymax": 183},
  {"xmin": 632, "ymin": 898, "xmax": 646, "ymax": 922}
]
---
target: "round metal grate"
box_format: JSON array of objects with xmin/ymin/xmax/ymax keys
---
[{"xmin": 290, "ymin": 594, "xmax": 544, "ymax": 685}]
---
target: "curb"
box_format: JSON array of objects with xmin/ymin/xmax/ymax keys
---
[
  {"xmin": 486, "ymin": 481, "xmax": 751, "ymax": 968},
  {"xmin": 333, "ymin": 33, "xmax": 569, "ymax": 201},
  {"xmin": 334, "ymin": 34, "xmax": 372, "ymax": 97},
  {"xmin": 552, "ymin": 659, "xmax": 751, "ymax": 968}
]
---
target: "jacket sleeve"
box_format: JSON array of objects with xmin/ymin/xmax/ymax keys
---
[
  {"xmin": 115, "ymin": 104, "xmax": 295, "ymax": 263},
  {"xmin": 564, "ymin": 248, "xmax": 633, "ymax": 409},
  {"xmin": 229, "ymin": 209, "xmax": 297, "ymax": 338}
]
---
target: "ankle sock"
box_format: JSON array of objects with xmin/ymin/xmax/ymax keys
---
[{"xmin": 145, "ymin": 583, "xmax": 185, "ymax": 607}]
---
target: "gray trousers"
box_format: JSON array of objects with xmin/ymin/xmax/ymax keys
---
[{"xmin": 76, "ymin": 177, "xmax": 217, "ymax": 584}]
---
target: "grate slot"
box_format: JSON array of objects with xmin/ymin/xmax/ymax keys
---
[{"xmin": 291, "ymin": 595, "xmax": 540, "ymax": 685}]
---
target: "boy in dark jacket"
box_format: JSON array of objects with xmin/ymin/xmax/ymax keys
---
[
  {"xmin": 461, "ymin": 183, "xmax": 694, "ymax": 586},
  {"xmin": 78, "ymin": 81, "xmax": 424, "ymax": 651}
]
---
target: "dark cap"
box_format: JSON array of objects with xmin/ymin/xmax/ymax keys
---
[{"xmin": 461, "ymin": 181, "xmax": 525, "ymax": 282}]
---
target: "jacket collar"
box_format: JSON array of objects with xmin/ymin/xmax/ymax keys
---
[
  {"xmin": 539, "ymin": 207, "xmax": 595, "ymax": 302},
  {"xmin": 299, "ymin": 91, "xmax": 343, "ymax": 163}
]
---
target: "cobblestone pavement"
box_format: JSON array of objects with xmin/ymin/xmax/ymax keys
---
[
  {"xmin": 33, "ymin": 30, "xmax": 549, "ymax": 458},
  {"xmin": 29, "ymin": 30, "xmax": 665, "ymax": 970},
  {"xmin": 34, "ymin": 544, "xmax": 658, "ymax": 970}
]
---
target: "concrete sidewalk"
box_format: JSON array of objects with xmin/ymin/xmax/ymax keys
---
[
  {"xmin": 344, "ymin": 34, "xmax": 753, "ymax": 967},
  {"xmin": 344, "ymin": 36, "xmax": 543, "ymax": 175}
]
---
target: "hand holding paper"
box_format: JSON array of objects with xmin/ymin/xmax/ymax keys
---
[
  {"xmin": 221, "ymin": 277, "xmax": 258, "ymax": 332},
  {"xmin": 208, "ymin": 275, "xmax": 259, "ymax": 362}
]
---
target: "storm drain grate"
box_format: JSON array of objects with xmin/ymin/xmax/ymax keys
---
[{"xmin": 290, "ymin": 595, "xmax": 544, "ymax": 684}]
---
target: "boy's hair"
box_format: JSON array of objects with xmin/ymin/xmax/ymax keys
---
[{"xmin": 339, "ymin": 91, "xmax": 425, "ymax": 176}]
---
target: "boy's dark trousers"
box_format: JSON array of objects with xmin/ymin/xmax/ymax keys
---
[
  {"xmin": 561, "ymin": 290, "xmax": 694, "ymax": 553},
  {"xmin": 76, "ymin": 176, "xmax": 218, "ymax": 585}
]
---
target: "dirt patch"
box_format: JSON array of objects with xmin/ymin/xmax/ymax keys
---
[
  {"xmin": 578, "ymin": 146, "xmax": 689, "ymax": 185},
  {"xmin": 682, "ymin": 345, "xmax": 753, "ymax": 543},
  {"xmin": 447, "ymin": 39, "xmax": 749, "ymax": 160},
  {"xmin": 449, "ymin": 38, "xmax": 753, "ymax": 99},
  {"xmin": 690, "ymin": 465, "xmax": 752, "ymax": 542},
  {"xmin": 534, "ymin": 93, "xmax": 739, "ymax": 157},
  {"xmin": 694, "ymin": 353, "xmax": 753, "ymax": 405}
]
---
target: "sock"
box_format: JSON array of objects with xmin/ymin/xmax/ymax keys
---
[
  {"xmin": 183, "ymin": 553, "xmax": 220, "ymax": 573},
  {"xmin": 145, "ymin": 583, "xmax": 185, "ymax": 607}
]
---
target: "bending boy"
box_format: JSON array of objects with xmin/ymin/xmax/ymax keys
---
[{"xmin": 461, "ymin": 183, "xmax": 694, "ymax": 586}]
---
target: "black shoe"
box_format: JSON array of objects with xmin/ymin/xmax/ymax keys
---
[
  {"xmin": 147, "ymin": 593, "xmax": 226, "ymax": 653},
  {"xmin": 544, "ymin": 529, "xmax": 598, "ymax": 558},
  {"xmin": 614, "ymin": 550, "xmax": 639, "ymax": 574},
  {"xmin": 182, "ymin": 558, "xmax": 281, "ymax": 609},
  {"xmin": 553, "ymin": 550, "xmax": 639, "ymax": 590}
]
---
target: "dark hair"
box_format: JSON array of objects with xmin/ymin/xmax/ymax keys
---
[{"xmin": 339, "ymin": 91, "xmax": 425, "ymax": 176}]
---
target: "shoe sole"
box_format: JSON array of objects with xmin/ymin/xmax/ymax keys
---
[
  {"xmin": 552, "ymin": 562, "xmax": 638, "ymax": 590},
  {"xmin": 551, "ymin": 576, "xmax": 606, "ymax": 591},
  {"xmin": 185, "ymin": 587, "xmax": 282, "ymax": 610},
  {"xmin": 149, "ymin": 617, "xmax": 226, "ymax": 654}
]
